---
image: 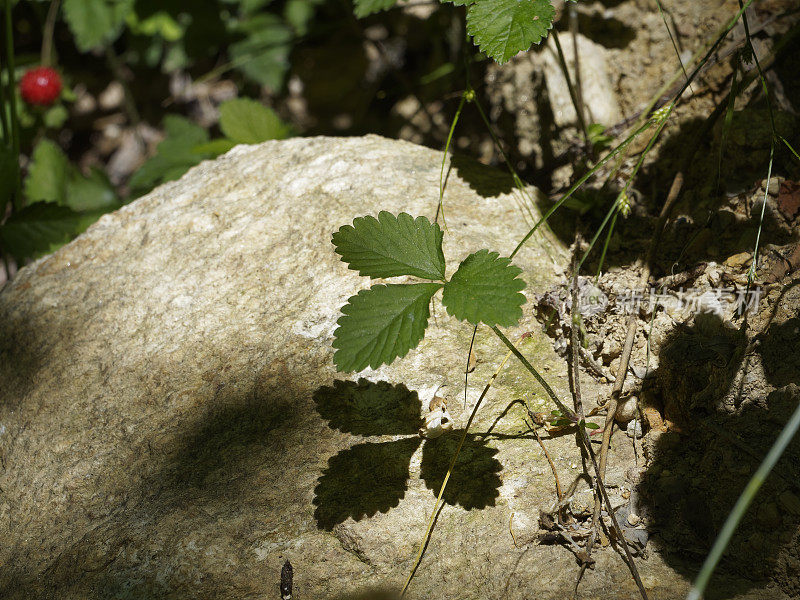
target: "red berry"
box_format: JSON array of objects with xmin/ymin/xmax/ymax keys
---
[{"xmin": 19, "ymin": 67, "xmax": 62, "ymax": 107}]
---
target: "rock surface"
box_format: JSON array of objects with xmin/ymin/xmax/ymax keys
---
[{"xmin": 0, "ymin": 135, "xmax": 782, "ymax": 599}]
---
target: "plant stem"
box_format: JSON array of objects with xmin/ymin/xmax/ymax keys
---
[
  {"xmin": 41, "ymin": 0, "xmax": 60, "ymax": 67},
  {"xmin": 436, "ymin": 92, "xmax": 467, "ymax": 227},
  {"xmin": 400, "ymin": 345, "xmax": 514, "ymax": 597},
  {"xmin": 4, "ymin": 0, "xmax": 21, "ymax": 208},
  {"xmin": 492, "ymin": 325, "xmax": 649, "ymax": 600},
  {"xmin": 551, "ymin": 29, "xmax": 589, "ymax": 144}
]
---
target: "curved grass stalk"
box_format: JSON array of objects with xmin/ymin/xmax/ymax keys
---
[
  {"xmin": 595, "ymin": 210, "xmax": 619, "ymax": 282},
  {"xmin": 781, "ymin": 136, "xmax": 800, "ymax": 161},
  {"xmin": 748, "ymin": 142, "xmax": 774, "ymax": 284},
  {"xmin": 510, "ymin": 119, "xmax": 654, "ymax": 259},
  {"xmin": 577, "ymin": 198, "xmax": 619, "ymax": 273},
  {"xmin": 716, "ymin": 61, "xmax": 740, "ymax": 193},
  {"xmin": 400, "ymin": 344, "xmax": 513, "ymax": 597},
  {"xmin": 687, "ymin": 400, "xmax": 800, "ymax": 600},
  {"xmin": 472, "ymin": 98, "xmax": 539, "ymax": 223},
  {"xmin": 654, "ymin": 0, "xmax": 691, "ymax": 91},
  {"xmin": 436, "ymin": 93, "xmax": 468, "ymax": 228}
]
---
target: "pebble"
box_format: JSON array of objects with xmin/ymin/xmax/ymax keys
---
[
  {"xmin": 626, "ymin": 420, "xmax": 643, "ymax": 439},
  {"xmin": 616, "ymin": 396, "xmax": 639, "ymax": 423},
  {"xmin": 627, "ymin": 513, "xmax": 641, "ymax": 526}
]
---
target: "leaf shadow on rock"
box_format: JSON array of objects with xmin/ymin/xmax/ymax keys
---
[
  {"xmin": 314, "ymin": 378, "xmax": 422, "ymax": 435},
  {"xmin": 420, "ymin": 430, "xmax": 502, "ymax": 510},
  {"xmin": 637, "ymin": 314, "xmax": 800, "ymax": 599},
  {"xmin": 450, "ymin": 154, "xmax": 516, "ymax": 198},
  {"xmin": 313, "ymin": 437, "xmax": 422, "ymax": 530}
]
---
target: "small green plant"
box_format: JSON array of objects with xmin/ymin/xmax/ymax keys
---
[
  {"xmin": 331, "ymin": 211, "xmax": 526, "ymax": 372},
  {"xmin": 354, "ymin": 0, "xmax": 574, "ymax": 64}
]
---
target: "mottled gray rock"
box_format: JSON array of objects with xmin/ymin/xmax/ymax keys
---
[{"xmin": 0, "ymin": 135, "xmax": 767, "ymax": 599}]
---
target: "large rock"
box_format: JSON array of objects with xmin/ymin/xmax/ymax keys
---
[{"xmin": 0, "ymin": 136, "xmax": 756, "ymax": 599}]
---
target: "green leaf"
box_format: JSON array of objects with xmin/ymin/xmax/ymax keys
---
[
  {"xmin": 333, "ymin": 283, "xmax": 442, "ymax": 372},
  {"xmin": 63, "ymin": 0, "xmax": 134, "ymax": 52},
  {"xmin": 66, "ymin": 168, "xmax": 120, "ymax": 212},
  {"xmin": 465, "ymin": 0, "xmax": 555, "ymax": 64},
  {"xmin": 442, "ymin": 249, "xmax": 526, "ymax": 327},
  {"xmin": 353, "ymin": 0, "xmax": 397, "ymax": 18},
  {"xmin": 285, "ymin": 0, "xmax": 324, "ymax": 34},
  {"xmin": 0, "ymin": 202, "xmax": 84, "ymax": 260},
  {"xmin": 24, "ymin": 139, "xmax": 69, "ymax": 205},
  {"xmin": 129, "ymin": 115, "xmax": 210, "ymax": 196},
  {"xmin": 43, "ymin": 105, "xmax": 69, "ymax": 129},
  {"xmin": 218, "ymin": 98, "xmax": 290, "ymax": 145},
  {"xmin": 229, "ymin": 14, "xmax": 293, "ymax": 90},
  {"xmin": 333, "ymin": 212, "xmax": 446, "ymax": 281},
  {"xmin": 192, "ymin": 139, "xmax": 237, "ymax": 157}
]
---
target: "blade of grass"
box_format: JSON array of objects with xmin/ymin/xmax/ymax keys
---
[
  {"xmin": 510, "ymin": 118, "xmax": 654, "ymax": 259},
  {"xmin": 686, "ymin": 400, "xmax": 800, "ymax": 600},
  {"xmin": 492, "ymin": 325, "xmax": 650, "ymax": 600},
  {"xmin": 436, "ymin": 92, "xmax": 467, "ymax": 228},
  {"xmin": 595, "ymin": 210, "xmax": 619, "ymax": 281},
  {"xmin": 400, "ymin": 344, "xmax": 513, "ymax": 597}
]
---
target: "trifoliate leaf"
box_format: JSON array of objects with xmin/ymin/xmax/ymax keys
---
[
  {"xmin": 353, "ymin": 0, "xmax": 397, "ymax": 18},
  {"xmin": 333, "ymin": 283, "xmax": 442, "ymax": 372},
  {"xmin": 0, "ymin": 202, "xmax": 84, "ymax": 260},
  {"xmin": 466, "ymin": 0, "xmax": 555, "ymax": 64},
  {"xmin": 333, "ymin": 212, "xmax": 446, "ymax": 280},
  {"xmin": 442, "ymin": 249, "xmax": 526, "ymax": 326},
  {"xmin": 63, "ymin": 0, "xmax": 134, "ymax": 52},
  {"xmin": 218, "ymin": 98, "xmax": 290, "ymax": 145}
]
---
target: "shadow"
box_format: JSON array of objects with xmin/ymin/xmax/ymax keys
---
[
  {"xmin": 313, "ymin": 378, "xmax": 422, "ymax": 435},
  {"xmin": 759, "ymin": 316, "xmax": 800, "ymax": 388},
  {"xmin": 450, "ymin": 153, "xmax": 516, "ymax": 198},
  {"xmin": 313, "ymin": 437, "xmax": 422, "ymax": 530},
  {"xmin": 637, "ymin": 314, "xmax": 800, "ymax": 598},
  {"xmin": 164, "ymin": 388, "xmax": 303, "ymax": 499},
  {"xmin": 556, "ymin": 13, "xmax": 636, "ymax": 49},
  {"xmin": 420, "ymin": 431, "xmax": 502, "ymax": 509}
]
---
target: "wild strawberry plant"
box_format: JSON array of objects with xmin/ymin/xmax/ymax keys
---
[
  {"xmin": 331, "ymin": 211, "xmax": 526, "ymax": 372},
  {"xmin": 354, "ymin": 0, "xmax": 573, "ymax": 64}
]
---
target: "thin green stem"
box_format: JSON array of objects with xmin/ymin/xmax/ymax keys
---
[
  {"xmin": 748, "ymin": 141, "xmax": 774, "ymax": 284},
  {"xmin": 0, "ymin": 54, "xmax": 9, "ymax": 143},
  {"xmin": 400, "ymin": 347, "xmax": 513, "ymax": 597},
  {"xmin": 510, "ymin": 119, "xmax": 654, "ymax": 259},
  {"xmin": 491, "ymin": 325, "xmax": 574, "ymax": 419},
  {"xmin": 595, "ymin": 210, "xmax": 618, "ymax": 282},
  {"xmin": 577, "ymin": 199, "xmax": 619, "ymax": 272},
  {"xmin": 654, "ymin": 0, "xmax": 691, "ymax": 91},
  {"xmin": 687, "ymin": 400, "xmax": 800, "ymax": 600},
  {"xmin": 436, "ymin": 93, "xmax": 467, "ymax": 227},
  {"xmin": 4, "ymin": 0, "xmax": 21, "ymax": 208},
  {"xmin": 41, "ymin": 0, "xmax": 60, "ymax": 67},
  {"xmin": 551, "ymin": 29, "xmax": 589, "ymax": 143},
  {"xmin": 473, "ymin": 97, "xmax": 538, "ymax": 221}
]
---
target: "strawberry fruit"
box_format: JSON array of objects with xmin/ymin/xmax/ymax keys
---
[{"xmin": 19, "ymin": 67, "xmax": 62, "ymax": 107}]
